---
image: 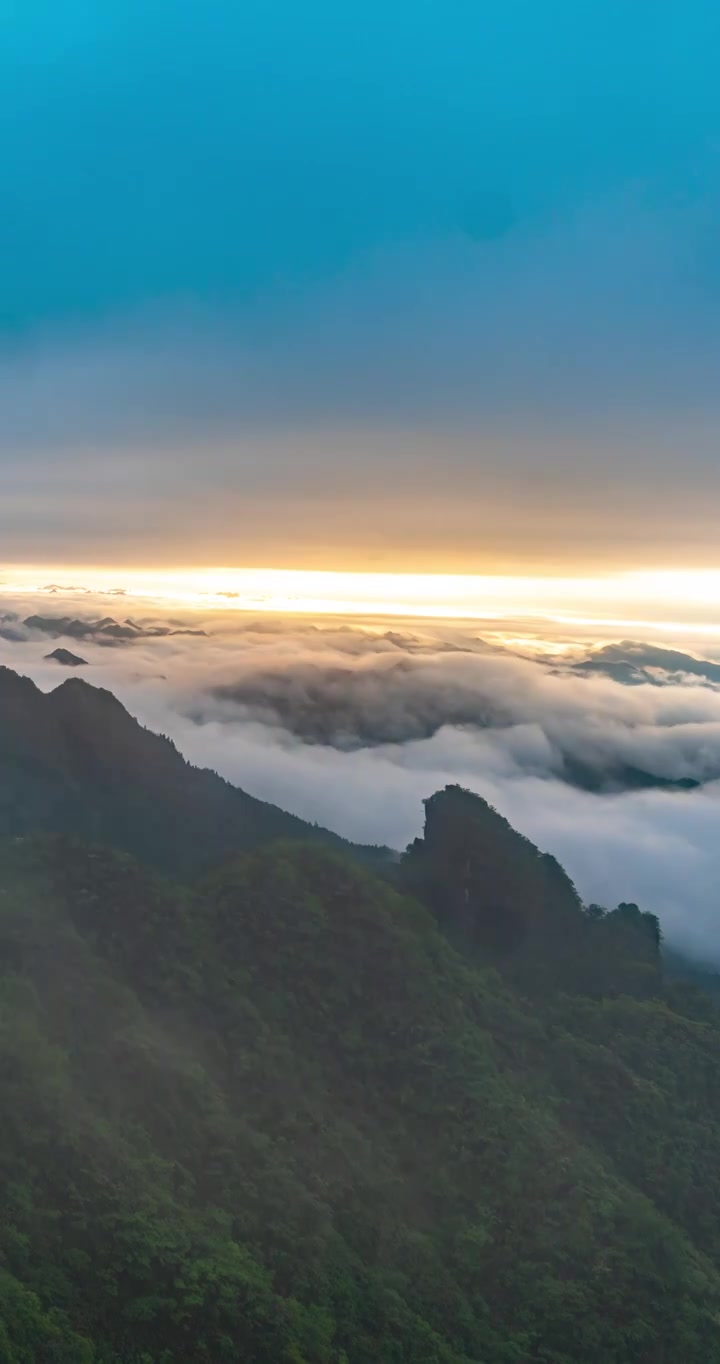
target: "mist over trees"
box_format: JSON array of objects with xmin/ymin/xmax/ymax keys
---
[{"xmin": 0, "ymin": 699, "xmax": 720, "ymax": 1361}]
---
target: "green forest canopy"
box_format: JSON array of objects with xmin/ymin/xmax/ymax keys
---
[{"xmin": 0, "ymin": 779, "xmax": 720, "ymax": 1361}]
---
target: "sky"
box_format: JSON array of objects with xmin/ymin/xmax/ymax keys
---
[{"xmin": 4, "ymin": 1, "xmax": 720, "ymax": 582}]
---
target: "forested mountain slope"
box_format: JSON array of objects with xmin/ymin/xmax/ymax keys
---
[
  {"xmin": 0, "ymin": 783, "xmax": 720, "ymax": 1361},
  {"xmin": 0, "ymin": 667, "xmax": 384, "ymax": 873}
]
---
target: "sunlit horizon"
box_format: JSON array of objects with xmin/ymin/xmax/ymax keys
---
[{"xmin": 4, "ymin": 563, "xmax": 720, "ymax": 637}]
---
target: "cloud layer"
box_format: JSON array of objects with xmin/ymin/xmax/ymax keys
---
[
  {"xmin": 206, "ymin": 642, "xmax": 720, "ymax": 791},
  {"xmin": 2, "ymin": 604, "xmax": 720, "ymax": 960}
]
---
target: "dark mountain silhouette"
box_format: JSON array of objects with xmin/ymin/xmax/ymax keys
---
[
  {"xmin": 403, "ymin": 783, "xmax": 581, "ymax": 954},
  {"xmin": 44, "ymin": 647, "xmax": 88, "ymax": 667},
  {"xmin": 0, "ymin": 666, "xmax": 384, "ymax": 873},
  {"xmin": 24, "ymin": 614, "xmax": 207, "ymax": 642},
  {"xmin": 402, "ymin": 784, "xmax": 662, "ymax": 995}
]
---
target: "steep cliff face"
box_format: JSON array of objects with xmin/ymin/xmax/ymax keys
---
[
  {"xmin": 401, "ymin": 785, "xmax": 661, "ymax": 998},
  {"xmin": 402, "ymin": 784, "xmax": 581, "ymax": 953}
]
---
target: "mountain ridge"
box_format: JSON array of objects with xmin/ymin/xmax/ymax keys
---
[
  {"xmin": 1, "ymin": 667, "xmax": 720, "ymax": 1359},
  {"xmin": 0, "ymin": 665, "xmax": 387, "ymax": 873},
  {"xmin": 23, "ymin": 613, "xmax": 207, "ymax": 641}
]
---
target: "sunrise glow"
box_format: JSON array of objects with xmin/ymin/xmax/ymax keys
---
[{"xmin": 3, "ymin": 564, "xmax": 720, "ymax": 634}]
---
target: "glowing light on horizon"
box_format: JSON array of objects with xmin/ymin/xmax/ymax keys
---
[{"xmin": 2, "ymin": 564, "xmax": 720, "ymax": 635}]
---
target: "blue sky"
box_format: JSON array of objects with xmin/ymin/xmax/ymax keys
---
[{"xmin": 3, "ymin": 1, "xmax": 720, "ymax": 569}]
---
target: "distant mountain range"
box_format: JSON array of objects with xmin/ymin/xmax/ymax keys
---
[
  {"xmin": 567, "ymin": 639, "xmax": 720, "ymax": 688},
  {"xmin": 0, "ymin": 666, "xmax": 386, "ymax": 874},
  {"xmin": 21, "ymin": 613, "xmax": 207, "ymax": 643}
]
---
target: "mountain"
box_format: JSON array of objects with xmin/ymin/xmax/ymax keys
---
[
  {"xmin": 570, "ymin": 638, "xmax": 720, "ymax": 688},
  {"xmin": 401, "ymin": 786, "xmax": 664, "ymax": 996},
  {"xmin": 0, "ymin": 667, "xmax": 385, "ymax": 873},
  {"xmin": 403, "ymin": 784, "xmax": 582, "ymax": 950},
  {"xmin": 1, "ymin": 802, "xmax": 720, "ymax": 1361},
  {"xmin": 23, "ymin": 614, "xmax": 207, "ymax": 642},
  {"xmin": 44, "ymin": 647, "xmax": 88, "ymax": 667}
]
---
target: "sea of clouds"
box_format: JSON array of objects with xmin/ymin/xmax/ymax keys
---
[{"xmin": 2, "ymin": 595, "xmax": 720, "ymax": 959}]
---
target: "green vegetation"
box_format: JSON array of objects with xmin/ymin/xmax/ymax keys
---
[
  {"xmin": 0, "ymin": 779, "xmax": 720, "ymax": 1360},
  {"xmin": 0, "ymin": 668, "xmax": 387, "ymax": 873}
]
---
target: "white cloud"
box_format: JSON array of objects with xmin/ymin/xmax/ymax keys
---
[{"xmin": 4, "ymin": 607, "xmax": 720, "ymax": 960}]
